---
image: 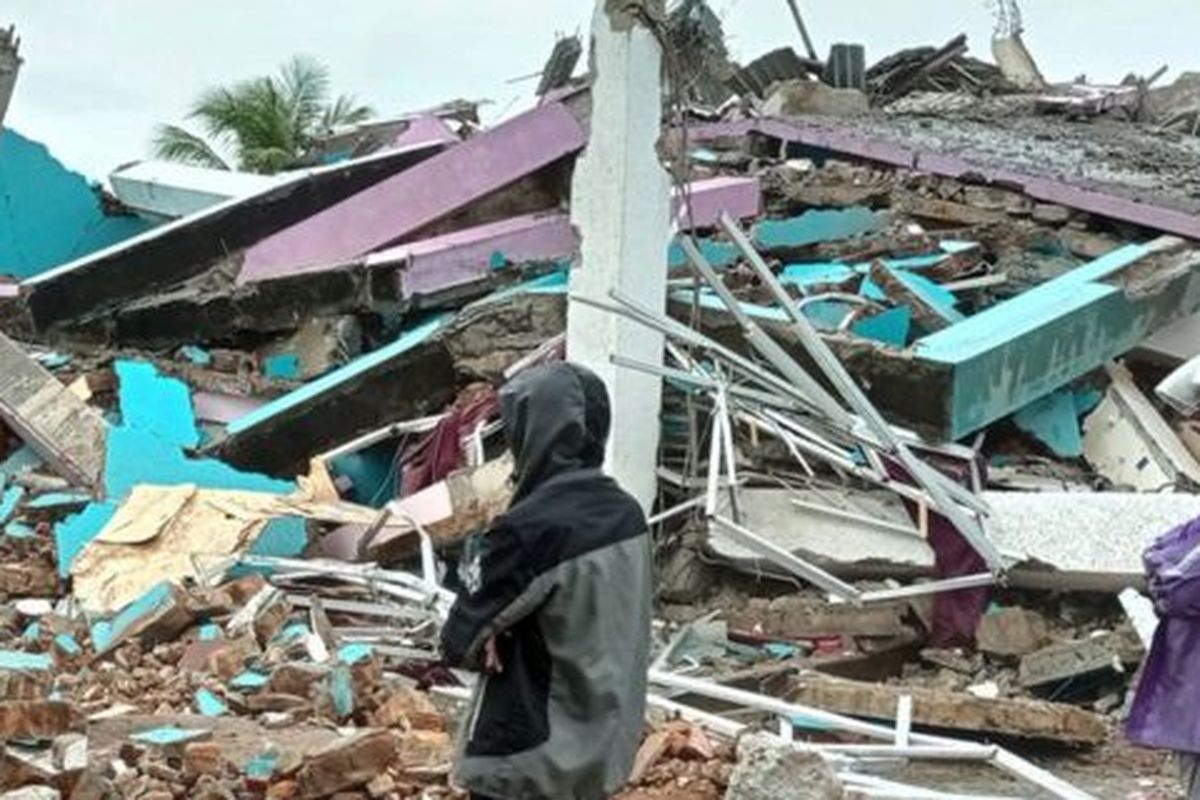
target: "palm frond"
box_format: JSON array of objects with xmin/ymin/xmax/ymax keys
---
[
  {"xmin": 151, "ymin": 124, "xmax": 232, "ymax": 170},
  {"xmin": 320, "ymin": 94, "xmax": 374, "ymax": 133}
]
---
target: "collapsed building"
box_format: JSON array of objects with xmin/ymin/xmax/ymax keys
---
[{"xmin": 3, "ymin": 2, "xmax": 1200, "ymax": 798}]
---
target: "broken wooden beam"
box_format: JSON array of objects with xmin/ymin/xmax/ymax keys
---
[{"xmin": 787, "ymin": 673, "xmax": 1108, "ymax": 745}]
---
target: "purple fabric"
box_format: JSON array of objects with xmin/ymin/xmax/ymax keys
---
[
  {"xmin": 884, "ymin": 456, "xmax": 990, "ymax": 647},
  {"xmin": 1126, "ymin": 516, "xmax": 1200, "ymax": 754}
]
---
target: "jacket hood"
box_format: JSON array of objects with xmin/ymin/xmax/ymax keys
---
[{"xmin": 499, "ymin": 362, "xmax": 611, "ymax": 504}]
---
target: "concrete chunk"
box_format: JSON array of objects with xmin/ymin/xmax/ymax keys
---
[
  {"xmin": 297, "ymin": 730, "xmax": 397, "ymax": 799},
  {"xmin": 976, "ymin": 607, "xmax": 1051, "ymax": 658},
  {"xmin": 725, "ymin": 733, "xmax": 844, "ymax": 800}
]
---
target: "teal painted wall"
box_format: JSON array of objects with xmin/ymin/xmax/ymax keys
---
[{"xmin": 0, "ymin": 128, "xmax": 153, "ymax": 279}]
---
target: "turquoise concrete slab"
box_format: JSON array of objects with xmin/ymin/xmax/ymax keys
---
[
  {"xmin": 249, "ymin": 516, "xmax": 308, "ymax": 558},
  {"xmin": 25, "ymin": 491, "xmax": 90, "ymax": 510},
  {"xmin": 1013, "ymin": 389, "xmax": 1084, "ymax": 458},
  {"xmin": 329, "ymin": 666, "xmax": 354, "ymax": 718},
  {"xmin": 668, "ymin": 238, "xmax": 741, "ymax": 270},
  {"xmin": 914, "ymin": 244, "xmax": 1200, "ymax": 439},
  {"xmin": 753, "ymin": 208, "xmax": 887, "ymax": 250},
  {"xmin": 852, "ymin": 306, "xmax": 912, "ymax": 347}
]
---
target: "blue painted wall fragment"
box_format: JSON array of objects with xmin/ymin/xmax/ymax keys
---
[
  {"xmin": 802, "ymin": 299, "xmax": 856, "ymax": 331},
  {"xmin": 195, "ymin": 688, "xmax": 229, "ymax": 716},
  {"xmin": 249, "ymin": 516, "xmax": 308, "ymax": 558},
  {"xmin": 198, "ymin": 623, "xmax": 222, "ymax": 642},
  {"xmin": 337, "ymin": 643, "xmax": 373, "ymax": 665},
  {"xmin": 116, "ymin": 360, "xmax": 200, "ymax": 448},
  {"xmin": 329, "ymin": 666, "xmax": 354, "ymax": 718},
  {"xmin": 752, "ymin": 208, "xmax": 887, "ymax": 251},
  {"xmin": 0, "ymin": 485, "xmax": 24, "ymax": 525},
  {"xmin": 1012, "ymin": 390, "xmax": 1083, "ymax": 457},
  {"xmin": 330, "ymin": 441, "xmax": 397, "ymax": 508},
  {"xmin": 779, "ymin": 262, "xmax": 857, "ymax": 289},
  {"xmin": 179, "ymin": 346, "xmax": 213, "ymax": 367},
  {"xmin": 130, "ymin": 726, "xmax": 210, "ymax": 746},
  {"xmin": 53, "ymin": 633, "xmax": 82, "ymax": 657},
  {"xmin": 90, "ymin": 581, "xmax": 176, "ymax": 653},
  {"xmin": 25, "ymin": 491, "xmax": 90, "ymax": 510},
  {"xmin": 1074, "ymin": 389, "xmax": 1103, "ymax": 416},
  {"xmin": 0, "ymin": 649, "xmax": 53, "ymax": 672},
  {"xmin": 230, "ymin": 670, "xmax": 269, "ymax": 690},
  {"xmin": 0, "ymin": 446, "xmax": 43, "ymax": 476},
  {"xmin": 262, "ymin": 354, "xmax": 300, "ymax": 381},
  {"xmin": 0, "ymin": 129, "xmax": 154, "ymax": 280},
  {"xmin": 5, "ymin": 521, "xmax": 36, "ymax": 539},
  {"xmin": 668, "ymin": 238, "xmax": 741, "ymax": 270},
  {"xmin": 245, "ymin": 750, "xmax": 279, "ymax": 780},
  {"xmin": 889, "ymin": 267, "xmax": 964, "ymax": 325},
  {"xmin": 852, "ymin": 306, "xmax": 912, "ymax": 347},
  {"xmin": 55, "ymin": 502, "xmax": 117, "ymax": 578}
]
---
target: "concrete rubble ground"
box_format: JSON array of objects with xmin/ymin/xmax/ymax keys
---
[{"xmin": 3, "ymin": 2, "xmax": 1200, "ymax": 798}]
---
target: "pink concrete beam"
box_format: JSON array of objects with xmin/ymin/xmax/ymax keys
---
[
  {"xmin": 391, "ymin": 115, "xmax": 460, "ymax": 150},
  {"xmin": 238, "ymin": 102, "xmax": 587, "ymax": 283},
  {"xmin": 367, "ymin": 212, "xmax": 578, "ymax": 299},
  {"xmin": 673, "ymin": 176, "xmax": 762, "ymax": 228}
]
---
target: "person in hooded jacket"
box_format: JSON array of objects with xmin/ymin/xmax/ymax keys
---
[{"xmin": 440, "ymin": 362, "xmax": 652, "ymax": 800}]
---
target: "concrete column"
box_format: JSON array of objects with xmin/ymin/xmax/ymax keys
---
[
  {"xmin": 0, "ymin": 26, "xmax": 21, "ymax": 130},
  {"xmin": 567, "ymin": 0, "xmax": 671, "ymax": 511}
]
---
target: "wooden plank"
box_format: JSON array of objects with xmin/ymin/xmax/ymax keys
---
[
  {"xmin": 0, "ymin": 332, "xmax": 107, "ymax": 490},
  {"xmin": 788, "ymin": 673, "xmax": 1107, "ymax": 745}
]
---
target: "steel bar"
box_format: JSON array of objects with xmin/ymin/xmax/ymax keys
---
[
  {"xmin": 719, "ymin": 213, "xmax": 1004, "ymax": 571},
  {"xmin": 711, "ymin": 514, "xmax": 862, "ymax": 601}
]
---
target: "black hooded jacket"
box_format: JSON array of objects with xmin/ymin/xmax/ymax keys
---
[{"xmin": 440, "ymin": 363, "xmax": 652, "ymax": 800}]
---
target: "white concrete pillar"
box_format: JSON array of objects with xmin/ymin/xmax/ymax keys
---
[{"xmin": 567, "ymin": 0, "xmax": 671, "ymax": 511}]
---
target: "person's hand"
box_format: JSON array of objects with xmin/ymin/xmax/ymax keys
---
[{"xmin": 484, "ymin": 636, "xmax": 503, "ymax": 674}]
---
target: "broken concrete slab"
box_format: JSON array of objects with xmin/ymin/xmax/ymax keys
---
[
  {"xmin": 214, "ymin": 315, "xmax": 455, "ymax": 477},
  {"xmin": 1083, "ymin": 362, "xmax": 1200, "ymax": 490},
  {"xmin": 0, "ymin": 332, "xmax": 106, "ymax": 490},
  {"xmin": 108, "ymin": 159, "xmax": 280, "ymax": 221},
  {"xmin": 239, "ymin": 102, "xmax": 586, "ymax": 283},
  {"xmin": 1018, "ymin": 630, "xmax": 1144, "ymax": 689},
  {"xmin": 915, "ymin": 239, "xmax": 1200, "ymax": 439},
  {"xmin": 684, "ymin": 116, "xmax": 1200, "ymax": 240},
  {"xmin": 23, "ymin": 139, "xmax": 450, "ymax": 335},
  {"xmin": 787, "ymin": 673, "xmax": 1107, "ymax": 745}
]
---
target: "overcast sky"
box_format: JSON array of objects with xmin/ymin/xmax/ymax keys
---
[{"xmin": 4, "ymin": 1, "xmax": 1198, "ymax": 180}]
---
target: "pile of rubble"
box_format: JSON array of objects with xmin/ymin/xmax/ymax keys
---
[{"xmin": 5, "ymin": 2, "xmax": 1200, "ymax": 798}]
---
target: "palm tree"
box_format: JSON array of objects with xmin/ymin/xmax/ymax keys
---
[{"xmin": 153, "ymin": 56, "xmax": 373, "ymax": 174}]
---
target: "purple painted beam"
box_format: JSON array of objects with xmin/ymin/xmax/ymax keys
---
[
  {"xmin": 238, "ymin": 102, "xmax": 587, "ymax": 284},
  {"xmin": 673, "ymin": 176, "xmax": 761, "ymax": 228},
  {"xmin": 687, "ymin": 117, "xmax": 1200, "ymax": 240},
  {"xmin": 367, "ymin": 212, "xmax": 578, "ymax": 299},
  {"xmin": 391, "ymin": 115, "xmax": 460, "ymax": 150}
]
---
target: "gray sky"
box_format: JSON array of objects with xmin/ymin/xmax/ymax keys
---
[{"xmin": 5, "ymin": 1, "xmax": 1198, "ymax": 180}]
